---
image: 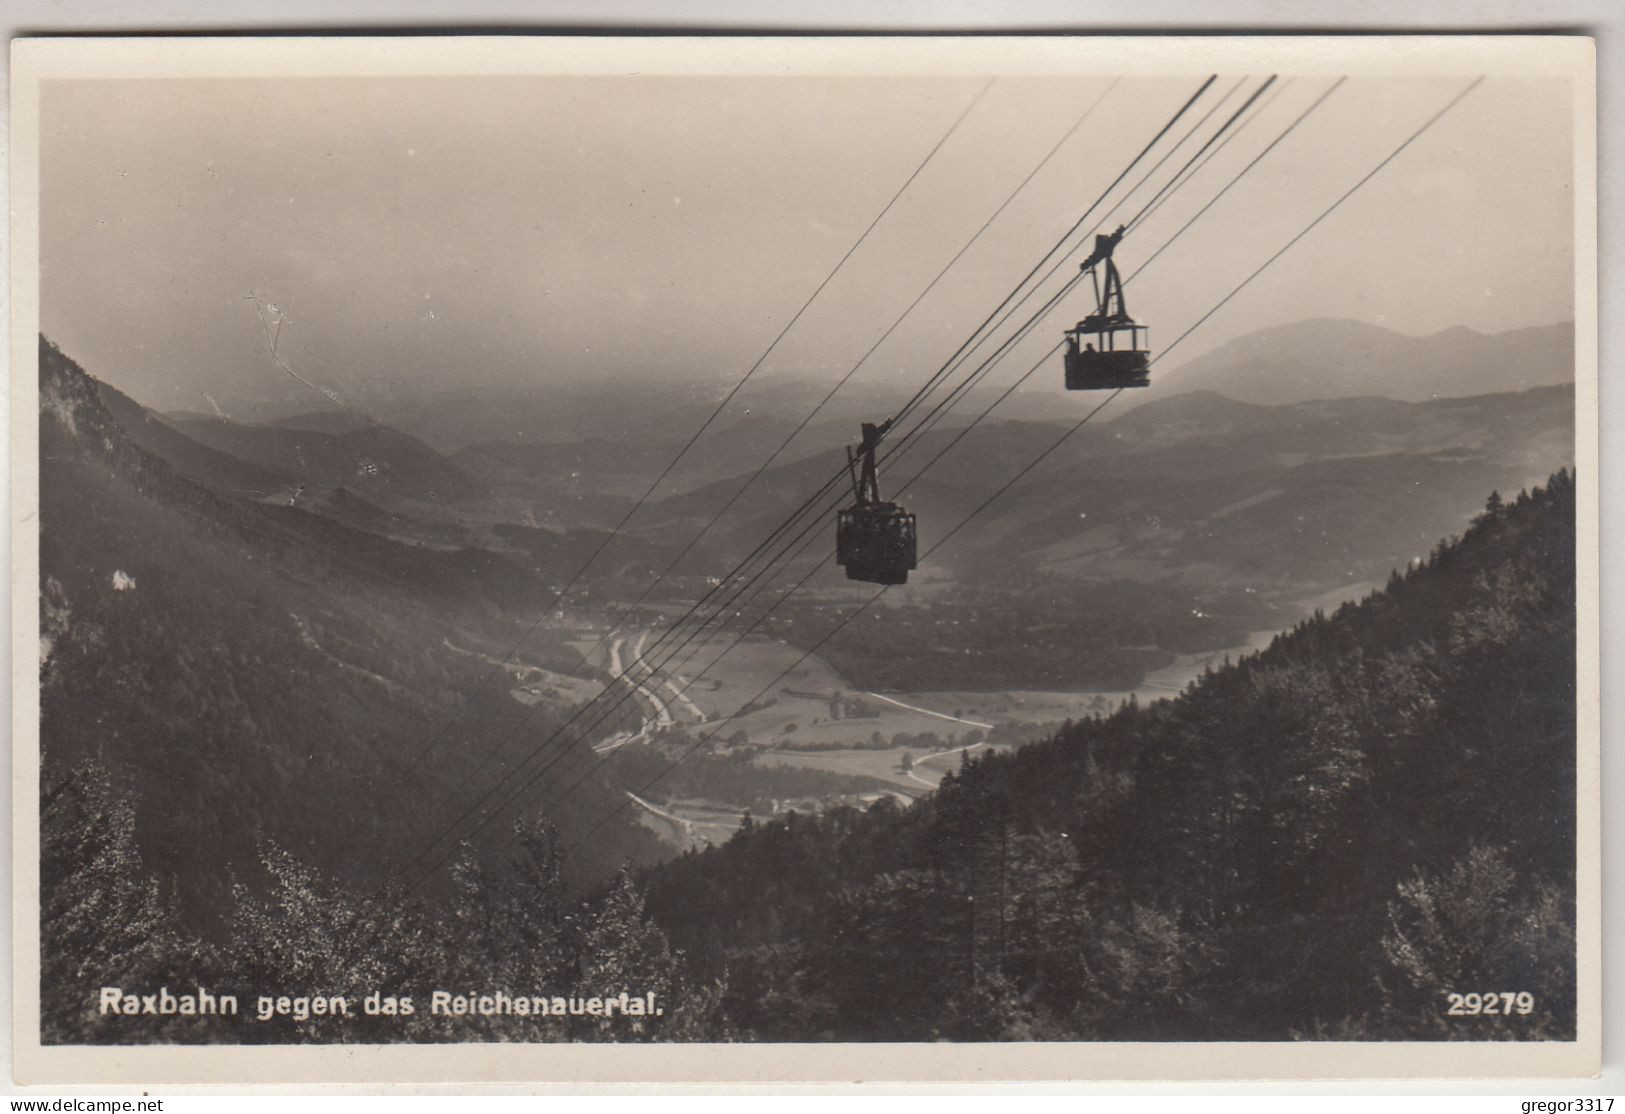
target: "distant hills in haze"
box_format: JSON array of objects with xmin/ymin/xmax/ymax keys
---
[
  {"xmin": 1159, "ymin": 318, "xmax": 1574, "ymax": 405},
  {"xmin": 58, "ymin": 314, "xmax": 1578, "ymax": 607},
  {"xmin": 632, "ymin": 378, "xmax": 1573, "ymax": 609},
  {"xmin": 46, "ymin": 312, "xmax": 1580, "ymax": 668},
  {"xmin": 950, "ymin": 384, "xmax": 1575, "ymax": 590},
  {"xmin": 399, "ymin": 317, "xmax": 1579, "ymax": 475},
  {"xmin": 106, "ymin": 317, "xmax": 1574, "ymax": 473},
  {"xmin": 168, "ymin": 413, "xmax": 486, "ymax": 504}
]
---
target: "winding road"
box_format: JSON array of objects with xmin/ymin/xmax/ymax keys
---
[
  {"xmin": 903, "ymin": 739, "xmax": 990, "ymax": 788},
  {"xmin": 864, "ymin": 691, "xmax": 994, "ymax": 729}
]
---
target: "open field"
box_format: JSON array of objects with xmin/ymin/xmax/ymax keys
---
[
  {"xmin": 756, "ymin": 738, "xmax": 1006, "ymax": 792},
  {"xmin": 567, "ymin": 621, "xmax": 1291, "ymax": 853},
  {"xmin": 754, "ymin": 746, "xmax": 927, "ymax": 793},
  {"xmin": 660, "ymin": 633, "xmax": 986, "ymax": 748},
  {"xmin": 910, "ymin": 628, "xmax": 1282, "ymax": 720},
  {"xmin": 579, "ymin": 622, "xmax": 1283, "ymax": 743}
]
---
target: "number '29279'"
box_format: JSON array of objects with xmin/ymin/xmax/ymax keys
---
[{"xmin": 1445, "ymin": 991, "xmax": 1534, "ymax": 1016}]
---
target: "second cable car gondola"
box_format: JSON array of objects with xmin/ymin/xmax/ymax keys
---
[
  {"xmin": 835, "ymin": 419, "xmax": 917, "ymax": 586},
  {"xmin": 1064, "ymin": 224, "xmax": 1151, "ymax": 391}
]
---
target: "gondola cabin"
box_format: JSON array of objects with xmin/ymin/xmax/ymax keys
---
[
  {"xmin": 1064, "ymin": 321, "xmax": 1150, "ymax": 390},
  {"xmin": 836, "ymin": 502, "xmax": 917, "ymax": 585},
  {"xmin": 1064, "ymin": 224, "xmax": 1152, "ymax": 391},
  {"xmin": 836, "ymin": 418, "xmax": 918, "ymax": 586}
]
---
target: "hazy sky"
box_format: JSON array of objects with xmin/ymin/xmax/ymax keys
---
[{"xmin": 41, "ymin": 71, "xmax": 1574, "ymax": 420}]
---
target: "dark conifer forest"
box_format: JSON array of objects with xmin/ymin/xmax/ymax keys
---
[{"xmin": 640, "ymin": 470, "xmax": 1578, "ymax": 1040}]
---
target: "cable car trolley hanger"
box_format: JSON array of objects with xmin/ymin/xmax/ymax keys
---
[
  {"xmin": 836, "ymin": 419, "xmax": 918, "ymax": 586},
  {"xmin": 1064, "ymin": 224, "xmax": 1151, "ymax": 390}
]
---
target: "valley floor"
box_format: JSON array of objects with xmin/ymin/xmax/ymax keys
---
[{"xmin": 558, "ymin": 620, "xmax": 1288, "ymax": 854}]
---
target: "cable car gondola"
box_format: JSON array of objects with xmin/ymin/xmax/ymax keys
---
[
  {"xmin": 835, "ymin": 419, "xmax": 917, "ymax": 586},
  {"xmin": 1063, "ymin": 225, "xmax": 1151, "ymax": 391}
]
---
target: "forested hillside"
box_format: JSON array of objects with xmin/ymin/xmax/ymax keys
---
[
  {"xmin": 38, "ymin": 338, "xmax": 664, "ymax": 928},
  {"xmin": 641, "ymin": 471, "xmax": 1578, "ymax": 1041}
]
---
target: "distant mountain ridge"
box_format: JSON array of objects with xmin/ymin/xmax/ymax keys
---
[
  {"xmin": 169, "ymin": 412, "xmax": 487, "ymax": 505},
  {"xmin": 636, "ymin": 379, "xmax": 1574, "ymax": 599},
  {"xmin": 259, "ymin": 410, "xmax": 379, "ymax": 435},
  {"xmin": 97, "ymin": 380, "xmax": 301, "ymax": 499},
  {"xmin": 1101, "ymin": 383, "xmax": 1574, "ymax": 459},
  {"xmin": 96, "ymin": 318, "xmax": 1575, "ymax": 470},
  {"xmin": 1160, "ymin": 318, "xmax": 1573, "ymax": 405},
  {"xmin": 418, "ymin": 318, "xmax": 1574, "ymax": 456}
]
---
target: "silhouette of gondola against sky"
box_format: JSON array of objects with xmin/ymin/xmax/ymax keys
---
[
  {"xmin": 836, "ymin": 418, "xmax": 917, "ymax": 585},
  {"xmin": 1064, "ymin": 224, "xmax": 1151, "ymax": 390}
]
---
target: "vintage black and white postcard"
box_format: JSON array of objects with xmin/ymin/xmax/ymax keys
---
[{"xmin": 9, "ymin": 35, "xmax": 1599, "ymax": 1084}]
